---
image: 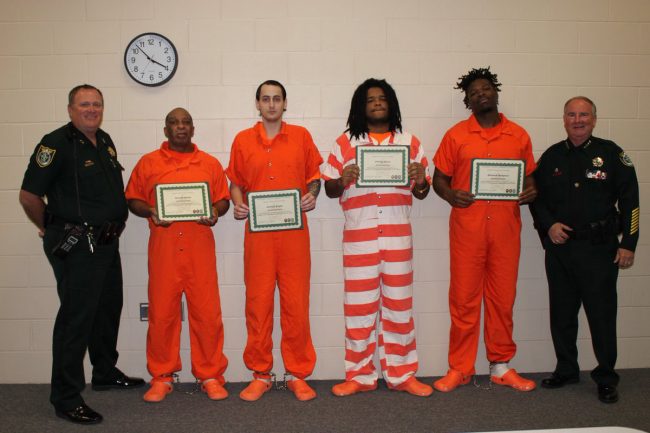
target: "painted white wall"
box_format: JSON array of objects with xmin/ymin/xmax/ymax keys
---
[{"xmin": 0, "ymin": 0, "xmax": 648, "ymax": 383}]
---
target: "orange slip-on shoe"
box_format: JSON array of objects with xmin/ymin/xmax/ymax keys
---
[
  {"xmin": 490, "ymin": 369, "xmax": 536, "ymax": 391},
  {"xmin": 239, "ymin": 379, "xmax": 271, "ymax": 402},
  {"xmin": 201, "ymin": 380, "xmax": 228, "ymax": 400},
  {"xmin": 392, "ymin": 377, "xmax": 433, "ymax": 397},
  {"xmin": 433, "ymin": 369, "xmax": 471, "ymax": 393},
  {"xmin": 331, "ymin": 380, "xmax": 377, "ymax": 397},
  {"xmin": 287, "ymin": 379, "xmax": 317, "ymax": 401},
  {"xmin": 143, "ymin": 381, "xmax": 172, "ymax": 403}
]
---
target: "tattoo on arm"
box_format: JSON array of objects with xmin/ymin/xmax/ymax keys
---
[{"xmin": 307, "ymin": 179, "xmax": 321, "ymax": 198}]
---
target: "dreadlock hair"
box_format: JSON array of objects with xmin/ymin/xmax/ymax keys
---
[
  {"xmin": 455, "ymin": 67, "xmax": 502, "ymax": 109},
  {"xmin": 346, "ymin": 78, "xmax": 402, "ymax": 140}
]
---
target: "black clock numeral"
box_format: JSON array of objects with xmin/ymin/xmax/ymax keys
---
[
  {"xmin": 134, "ymin": 66, "xmax": 139, "ymax": 72},
  {"xmin": 139, "ymin": 41, "xmax": 145, "ymax": 47},
  {"xmin": 150, "ymin": 74, "xmax": 155, "ymax": 81},
  {"xmin": 167, "ymin": 56, "xmax": 172, "ymax": 62},
  {"xmin": 130, "ymin": 57, "xmax": 136, "ymax": 63},
  {"xmin": 164, "ymin": 48, "xmax": 169, "ymax": 53},
  {"xmin": 148, "ymin": 39, "xmax": 154, "ymax": 45},
  {"xmin": 132, "ymin": 48, "xmax": 139, "ymax": 54},
  {"xmin": 159, "ymin": 72, "xmax": 163, "ymax": 78}
]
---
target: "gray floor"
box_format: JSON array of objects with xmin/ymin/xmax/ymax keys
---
[{"xmin": 1, "ymin": 370, "xmax": 649, "ymax": 433}]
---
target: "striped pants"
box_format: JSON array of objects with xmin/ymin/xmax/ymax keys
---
[{"xmin": 342, "ymin": 225, "xmax": 418, "ymax": 387}]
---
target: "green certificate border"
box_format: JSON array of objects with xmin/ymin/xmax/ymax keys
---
[
  {"xmin": 247, "ymin": 189, "xmax": 303, "ymax": 233},
  {"xmin": 470, "ymin": 159, "xmax": 525, "ymax": 200},
  {"xmin": 155, "ymin": 182, "xmax": 211, "ymax": 221},
  {"xmin": 356, "ymin": 145, "xmax": 410, "ymax": 187}
]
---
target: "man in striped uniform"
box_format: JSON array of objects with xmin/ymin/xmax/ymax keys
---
[{"xmin": 322, "ymin": 78, "xmax": 433, "ymax": 397}]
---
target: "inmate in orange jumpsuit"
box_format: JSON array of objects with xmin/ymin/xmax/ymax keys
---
[
  {"xmin": 433, "ymin": 114, "xmax": 536, "ymax": 376},
  {"xmin": 125, "ymin": 142, "xmax": 229, "ymax": 384},
  {"xmin": 226, "ymin": 122, "xmax": 322, "ymax": 379}
]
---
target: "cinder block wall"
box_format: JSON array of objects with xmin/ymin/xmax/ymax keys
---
[{"xmin": 0, "ymin": 0, "xmax": 648, "ymax": 383}]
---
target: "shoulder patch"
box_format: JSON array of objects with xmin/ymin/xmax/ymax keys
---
[
  {"xmin": 619, "ymin": 151, "xmax": 633, "ymax": 167},
  {"xmin": 36, "ymin": 145, "xmax": 56, "ymax": 168}
]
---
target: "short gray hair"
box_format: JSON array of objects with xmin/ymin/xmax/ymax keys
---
[{"xmin": 564, "ymin": 96, "xmax": 597, "ymax": 116}]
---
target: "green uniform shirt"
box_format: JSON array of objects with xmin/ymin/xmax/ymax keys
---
[{"xmin": 21, "ymin": 122, "xmax": 128, "ymax": 225}]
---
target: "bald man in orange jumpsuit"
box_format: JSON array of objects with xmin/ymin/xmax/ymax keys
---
[
  {"xmin": 432, "ymin": 68, "xmax": 537, "ymax": 392},
  {"xmin": 227, "ymin": 80, "xmax": 323, "ymax": 402},
  {"xmin": 126, "ymin": 108, "xmax": 230, "ymax": 403}
]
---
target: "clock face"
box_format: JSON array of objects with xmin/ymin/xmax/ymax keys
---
[{"xmin": 124, "ymin": 32, "xmax": 178, "ymax": 87}]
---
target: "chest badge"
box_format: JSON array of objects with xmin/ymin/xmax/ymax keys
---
[
  {"xmin": 592, "ymin": 156, "xmax": 603, "ymax": 167},
  {"xmin": 36, "ymin": 145, "xmax": 56, "ymax": 168},
  {"xmin": 84, "ymin": 160, "xmax": 95, "ymax": 167},
  {"xmin": 107, "ymin": 146, "xmax": 117, "ymax": 159}
]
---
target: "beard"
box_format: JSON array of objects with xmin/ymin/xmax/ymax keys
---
[
  {"xmin": 472, "ymin": 101, "xmax": 498, "ymax": 116},
  {"xmin": 367, "ymin": 113, "xmax": 389, "ymax": 126}
]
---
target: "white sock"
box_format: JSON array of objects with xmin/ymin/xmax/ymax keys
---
[{"xmin": 490, "ymin": 362, "xmax": 510, "ymax": 378}]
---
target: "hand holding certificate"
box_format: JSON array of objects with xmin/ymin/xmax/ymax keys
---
[
  {"xmin": 155, "ymin": 182, "xmax": 212, "ymax": 221},
  {"xmin": 356, "ymin": 145, "xmax": 409, "ymax": 187},
  {"xmin": 248, "ymin": 189, "xmax": 303, "ymax": 232},
  {"xmin": 470, "ymin": 159, "xmax": 525, "ymax": 200}
]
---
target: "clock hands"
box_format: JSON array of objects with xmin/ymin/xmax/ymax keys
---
[
  {"xmin": 150, "ymin": 58, "xmax": 169, "ymax": 71},
  {"xmin": 138, "ymin": 46, "xmax": 169, "ymax": 71}
]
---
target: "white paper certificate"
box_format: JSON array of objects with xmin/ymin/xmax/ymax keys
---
[
  {"xmin": 248, "ymin": 189, "xmax": 303, "ymax": 232},
  {"xmin": 356, "ymin": 145, "xmax": 410, "ymax": 187},
  {"xmin": 155, "ymin": 182, "xmax": 211, "ymax": 221},
  {"xmin": 470, "ymin": 159, "xmax": 525, "ymax": 200}
]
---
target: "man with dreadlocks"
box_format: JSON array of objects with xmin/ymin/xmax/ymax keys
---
[
  {"xmin": 432, "ymin": 67, "xmax": 538, "ymax": 392},
  {"xmin": 322, "ymin": 78, "xmax": 433, "ymax": 397}
]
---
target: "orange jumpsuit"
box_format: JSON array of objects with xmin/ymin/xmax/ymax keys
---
[
  {"xmin": 433, "ymin": 114, "xmax": 536, "ymax": 376},
  {"xmin": 125, "ymin": 142, "xmax": 229, "ymax": 384},
  {"xmin": 226, "ymin": 122, "xmax": 322, "ymax": 380}
]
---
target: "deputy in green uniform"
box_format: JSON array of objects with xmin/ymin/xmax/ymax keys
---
[
  {"xmin": 531, "ymin": 96, "xmax": 639, "ymax": 404},
  {"xmin": 19, "ymin": 84, "xmax": 144, "ymax": 424}
]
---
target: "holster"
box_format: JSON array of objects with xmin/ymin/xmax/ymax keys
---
[
  {"xmin": 94, "ymin": 221, "xmax": 126, "ymax": 245},
  {"xmin": 51, "ymin": 224, "xmax": 88, "ymax": 258}
]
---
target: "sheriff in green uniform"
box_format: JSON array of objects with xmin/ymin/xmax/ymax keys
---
[
  {"xmin": 19, "ymin": 84, "xmax": 144, "ymax": 425},
  {"xmin": 531, "ymin": 96, "xmax": 640, "ymax": 404}
]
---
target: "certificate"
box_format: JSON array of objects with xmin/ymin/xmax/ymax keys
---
[
  {"xmin": 356, "ymin": 145, "xmax": 409, "ymax": 187},
  {"xmin": 470, "ymin": 159, "xmax": 525, "ymax": 200},
  {"xmin": 155, "ymin": 182, "xmax": 211, "ymax": 221},
  {"xmin": 248, "ymin": 189, "xmax": 303, "ymax": 232}
]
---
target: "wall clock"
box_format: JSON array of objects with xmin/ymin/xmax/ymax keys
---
[{"xmin": 124, "ymin": 32, "xmax": 178, "ymax": 87}]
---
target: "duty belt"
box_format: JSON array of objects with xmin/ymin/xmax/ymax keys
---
[
  {"xmin": 48, "ymin": 216, "xmax": 125, "ymax": 245},
  {"xmin": 568, "ymin": 215, "xmax": 619, "ymax": 242}
]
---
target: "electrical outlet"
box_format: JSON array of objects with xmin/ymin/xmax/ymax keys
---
[
  {"xmin": 140, "ymin": 301, "xmax": 184, "ymax": 321},
  {"xmin": 140, "ymin": 303, "xmax": 148, "ymax": 321}
]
